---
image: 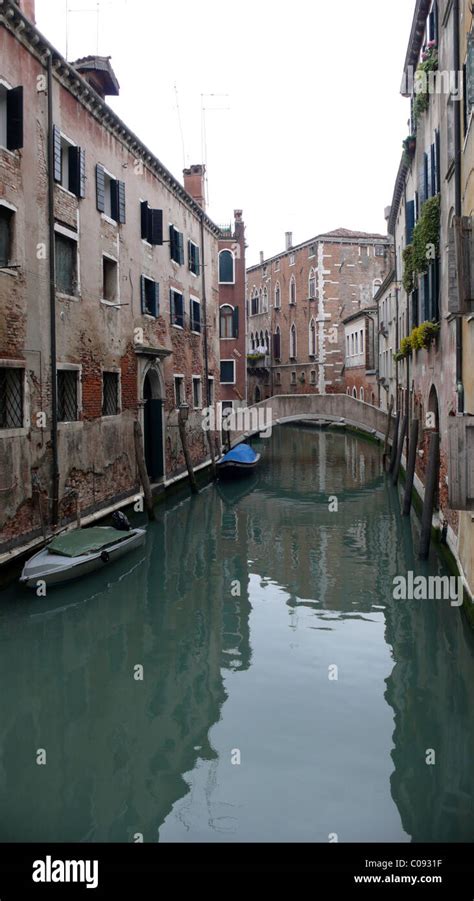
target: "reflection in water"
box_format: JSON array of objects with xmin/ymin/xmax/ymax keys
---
[{"xmin": 0, "ymin": 425, "xmax": 473, "ymax": 842}]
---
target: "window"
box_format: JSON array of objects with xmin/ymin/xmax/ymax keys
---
[
  {"xmin": 289, "ymin": 253, "xmax": 295, "ymax": 266},
  {"xmin": 57, "ymin": 369, "xmax": 79, "ymax": 422},
  {"xmin": 96, "ymin": 165, "xmax": 125, "ymax": 223},
  {"xmin": 0, "ymin": 367, "xmax": 23, "ymax": 428},
  {"xmin": 308, "ymin": 268, "xmax": 316, "ymax": 299},
  {"xmin": 220, "ymin": 304, "xmax": 238, "ymax": 338},
  {"xmin": 140, "ymin": 276, "xmax": 159, "ymax": 317},
  {"xmin": 275, "ymin": 282, "xmax": 281, "ymax": 308},
  {"xmin": 221, "ymin": 400, "xmax": 233, "ymax": 422},
  {"xmin": 360, "ymin": 387, "xmax": 365, "ymax": 402},
  {"xmin": 174, "ymin": 375, "xmax": 185, "ymax": 407},
  {"xmin": 274, "ymin": 259, "xmax": 280, "ymax": 271},
  {"xmin": 0, "ymin": 83, "xmax": 23, "ymax": 151},
  {"xmin": 53, "ymin": 126, "xmax": 86, "ymax": 198},
  {"xmin": 190, "ymin": 297, "xmax": 201, "ymax": 333},
  {"xmin": 140, "ymin": 201, "xmax": 163, "ymax": 245},
  {"xmin": 375, "ymin": 244, "xmax": 386, "ymax": 257},
  {"xmin": 346, "ymin": 335, "xmax": 350, "ymax": 357},
  {"xmin": 102, "ymin": 371, "xmax": 120, "ymax": 416},
  {"xmin": 465, "ymin": 32, "xmax": 474, "ymax": 127},
  {"xmin": 355, "ymin": 333, "xmax": 359, "ymax": 354},
  {"xmin": 207, "ymin": 377, "xmax": 214, "ymax": 404},
  {"xmin": 263, "ymin": 287, "xmax": 268, "ymax": 311},
  {"xmin": 251, "ymin": 290, "xmax": 259, "ymax": 316},
  {"xmin": 263, "ymin": 265, "xmax": 268, "ymax": 277},
  {"xmin": 308, "ymin": 243, "xmax": 316, "ymax": 258},
  {"xmin": 169, "ymin": 225, "xmax": 184, "ymax": 264},
  {"xmin": 353, "ymin": 388, "xmax": 357, "ymax": 399},
  {"xmin": 273, "ymin": 327, "xmax": 281, "ymax": 360},
  {"xmin": 249, "ymin": 332, "xmax": 255, "ymax": 351},
  {"xmin": 265, "ymin": 330, "xmax": 269, "ymax": 352},
  {"xmin": 275, "ymin": 371, "xmax": 281, "ymax": 384},
  {"xmin": 102, "ymin": 256, "xmax": 118, "ymax": 302},
  {"xmin": 219, "ymin": 249, "xmax": 234, "ymax": 283},
  {"xmin": 289, "ymin": 276, "xmax": 296, "ymax": 305},
  {"xmin": 220, "ymin": 360, "xmax": 235, "ymax": 384},
  {"xmin": 309, "ymin": 319, "xmax": 316, "ymax": 356},
  {"xmin": 55, "ymin": 231, "xmax": 78, "ymax": 296},
  {"xmin": 291, "ymin": 371, "xmax": 296, "ymax": 385},
  {"xmin": 192, "ymin": 376, "xmax": 202, "ymax": 409},
  {"xmin": 0, "ymin": 205, "xmax": 14, "ymax": 268},
  {"xmin": 360, "ymin": 329, "xmax": 364, "ymax": 353},
  {"xmin": 310, "ymin": 370, "xmax": 316, "ymax": 384},
  {"xmin": 188, "ymin": 240, "xmax": 200, "ymax": 275},
  {"xmin": 290, "ymin": 323, "xmax": 297, "ymax": 359},
  {"xmin": 170, "ymin": 289, "xmax": 184, "ymax": 327}
]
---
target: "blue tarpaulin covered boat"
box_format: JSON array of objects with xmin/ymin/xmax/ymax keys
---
[{"xmin": 217, "ymin": 443, "xmax": 261, "ymax": 479}]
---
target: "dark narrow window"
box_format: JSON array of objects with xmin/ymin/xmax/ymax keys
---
[
  {"xmin": 55, "ymin": 232, "xmax": 77, "ymax": 295},
  {"xmin": 207, "ymin": 378, "xmax": 214, "ymax": 404},
  {"xmin": 140, "ymin": 276, "xmax": 159, "ymax": 317},
  {"xmin": 102, "ymin": 372, "xmax": 119, "ymax": 416},
  {"xmin": 102, "ymin": 257, "xmax": 118, "ymax": 302},
  {"xmin": 0, "ymin": 367, "xmax": 23, "ymax": 428},
  {"xmin": 0, "ymin": 206, "xmax": 13, "ymax": 267},
  {"xmin": 174, "ymin": 376, "xmax": 184, "ymax": 407},
  {"xmin": 192, "ymin": 377, "xmax": 202, "ymax": 408},
  {"xmin": 140, "ymin": 201, "xmax": 163, "ymax": 245},
  {"xmin": 96, "ymin": 165, "xmax": 125, "ymax": 222},
  {"xmin": 57, "ymin": 370, "xmax": 79, "ymax": 422},
  {"xmin": 190, "ymin": 298, "xmax": 201, "ymax": 332},
  {"xmin": 219, "ymin": 250, "xmax": 234, "ymax": 283},
  {"xmin": 406, "ymin": 200, "xmax": 415, "ymax": 245},
  {"xmin": 188, "ymin": 240, "xmax": 200, "ymax": 275},
  {"xmin": 170, "ymin": 289, "xmax": 184, "ymax": 327},
  {"xmin": 169, "ymin": 225, "xmax": 184, "ymax": 264},
  {"xmin": 220, "ymin": 360, "xmax": 235, "ymax": 384},
  {"xmin": 0, "ymin": 84, "xmax": 23, "ymax": 150},
  {"xmin": 220, "ymin": 305, "xmax": 234, "ymax": 338}
]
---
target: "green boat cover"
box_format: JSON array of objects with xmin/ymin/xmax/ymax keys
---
[{"xmin": 48, "ymin": 527, "xmax": 131, "ymax": 558}]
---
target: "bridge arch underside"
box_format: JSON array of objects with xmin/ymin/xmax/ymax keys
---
[{"xmin": 237, "ymin": 394, "xmax": 391, "ymax": 443}]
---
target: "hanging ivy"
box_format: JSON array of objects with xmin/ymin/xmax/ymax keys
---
[
  {"xmin": 402, "ymin": 245, "xmax": 416, "ymax": 295},
  {"xmin": 393, "ymin": 321, "xmax": 440, "ymax": 361},
  {"xmin": 411, "ymin": 195, "xmax": 440, "ymax": 274},
  {"xmin": 413, "ymin": 49, "xmax": 439, "ymax": 124}
]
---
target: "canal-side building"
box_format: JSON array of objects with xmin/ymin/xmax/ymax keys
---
[
  {"xmin": 343, "ymin": 307, "xmax": 378, "ymax": 406},
  {"xmin": 0, "ymin": 0, "xmax": 225, "ymax": 559},
  {"xmin": 374, "ymin": 269, "xmax": 397, "ymax": 413},
  {"xmin": 246, "ymin": 229, "xmax": 392, "ymax": 404}
]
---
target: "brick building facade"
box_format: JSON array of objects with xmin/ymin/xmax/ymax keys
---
[
  {"xmin": 0, "ymin": 0, "xmax": 226, "ymax": 558},
  {"xmin": 246, "ymin": 229, "xmax": 391, "ymax": 403}
]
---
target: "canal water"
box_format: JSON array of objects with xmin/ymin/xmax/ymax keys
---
[{"xmin": 1, "ymin": 424, "xmax": 473, "ymax": 843}]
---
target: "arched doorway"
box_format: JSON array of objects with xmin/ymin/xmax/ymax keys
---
[
  {"xmin": 427, "ymin": 384, "xmax": 439, "ymax": 431},
  {"xmin": 143, "ymin": 367, "xmax": 164, "ymax": 482},
  {"xmin": 255, "ymin": 386, "xmax": 261, "ymax": 404}
]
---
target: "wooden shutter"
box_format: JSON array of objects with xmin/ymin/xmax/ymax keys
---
[
  {"xmin": 448, "ymin": 417, "xmax": 474, "ymax": 510},
  {"xmin": 194, "ymin": 245, "xmax": 200, "ymax": 275},
  {"xmin": 68, "ymin": 146, "xmax": 85, "ymax": 197},
  {"xmin": 406, "ymin": 200, "xmax": 415, "ymax": 245},
  {"xmin": 140, "ymin": 201, "xmax": 149, "ymax": 240},
  {"xmin": 169, "ymin": 226, "xmax": 175, "ymax": 260},
  {"xmin": 232, "ymin": 305, "xmax": 239, "ymax": 338},
  {"xmin": 454, "ymin": 216, "xmax": 474, "ymax": 310},
  {"xmin": 149, "ymin": 209, "xmax": 163, "ymax": 245},
  {"xmin": 96, "ymin": 164, "xmax": 105, "ymax": 212},
  {"xmin": 53, "ymin": 125, "xmax": 62, "ymax": 183},
  {"xmin": 6, "ymin": 86, "xmax": 23, "ymax": 150},
  {"xmin": 170, "ymin": 289, "xmax": 174, "ymax": 323},
  {"xmin": 140, "ymin": 275, "xmax": 146, "ymax": 314},
  {"xmin": 178, "ymin": 232, "xmax": 184, "ymax": 264},
  {"xmin": 424, "ymin": 152, "xmax": 429, "ymax": 200},
  {"xmin": 117, "ymin": 180, "xmax": 126, "ymax": 223},
  {"xmin": 430, "ymin": 144, "xmax": 436, "ymax": 198},
  {"xmin": 152, "ymin": 281, "xmax": 159, "ymax": 317},
  {"xmin": 447, "ymin": 224, "xmax": 460, "ymax": 314},
  {"xmin": 187, "ymin": 239, "xmax": 192, "ymax": 270},
  {"xmin": 435, "ymin": 130, "xmax": 440, "ymax": 195}
]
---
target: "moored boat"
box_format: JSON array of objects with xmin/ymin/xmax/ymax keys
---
[
  {"xmin": 19, "ymin": 520, "xmax": 146, "ymax": 589},
  {"xmin": 217, "ymin": 443, "xmax": 261, "ymax": 479}
]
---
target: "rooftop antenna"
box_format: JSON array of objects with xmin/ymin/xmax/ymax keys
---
[
  {"xmin": 66, "ymin": 0, "xmax": 102, "ymax": 59},
  {"xmin": 200, "ymin": 93, "xmax": 230, "ymax": 208},
  {"xmin": 174, "ymin": 82, "xmax": 187, "ymax": 171}
]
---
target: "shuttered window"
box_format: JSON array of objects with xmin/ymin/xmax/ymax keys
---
[
  {"xmin": 55, "ymin": 232, "xmax": 78, "ymax": 296},
  {"xmin": 96, "ymin": 165, "xmax": 125, "ymax": 222},
  {"xmin": 406, "ymin": 200, "xmax": 415, "ymax": 245},
  {"xmin": 170, "ymin": 289, "xmax": 184, "ymax": 327},
  {"xmin": 0, "ymin": 84, "xmax": 23, "ymax": 150},
  {"xmin": 190, "ymin": 297, "xmax": 201, "ymax": 333},
  {"xmin": 140, "ymin": 276, "xmax": 159, "ymax": 317},
  {"xmin": 53, "ymin": 126, "xmax": 86, "ymax": 197},
  {"xmin": 140, "ymin": 201, "xmax": 163, "ymax": 245},
  {"xmin": 169, "ymin": 225, "xmax": 184, "ymax": 264},
  {"xmin": 188, "ymin": 240, "xmax": 200, "ymax": 275},
  {"xmin": 219, "ymin": 250, "xmax": 234, "ymax": 283}
]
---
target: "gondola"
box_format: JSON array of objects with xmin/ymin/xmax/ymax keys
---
[{"xmin": 217, "ymin": 443, "xmax": 261, "ymax": 480}]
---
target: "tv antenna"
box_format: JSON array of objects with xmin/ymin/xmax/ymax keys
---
[
  {"xmin": 200, "ymin": 93, "xmax": 230, "ymax": 208},
  {"xmin": 174, "ymin": 82, "xmax": 187, "ymax": 171},
  {"xmin": 65, "ymin": 0, "xmax": 124, "ymax": 59}
]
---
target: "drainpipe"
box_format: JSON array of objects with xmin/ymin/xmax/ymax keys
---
[
  {"xmin": 454, "ymin": 0, "xmax": 464, "ymax": 413},
  {"xmin": 47, "ymin": 51, "xmax": 59, "ymax": 525}
]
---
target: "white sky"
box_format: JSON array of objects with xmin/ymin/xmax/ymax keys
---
[{"xmin": 35, "ymin": 0, "xmax": 415, "ymax": 266}]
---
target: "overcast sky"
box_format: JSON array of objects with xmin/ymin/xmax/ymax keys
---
[{"xmin": 35, "ymin": 0, "xmax": 415, "ymax": 266}]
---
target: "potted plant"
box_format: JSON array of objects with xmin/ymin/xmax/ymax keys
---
[{"xmin": 403, "ymin": 135, "xmax": 417, "ymax": 156}]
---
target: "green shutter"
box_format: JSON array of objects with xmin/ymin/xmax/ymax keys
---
[
  {"xmin": 96, "ymin": 164, "xmax": 105, "ymax": 212},
  {"xmin": 141, "ymin": 201, "xmax": 149, "ymax": 240},
  {"xmin": 140, "ymin": 275, "xmax": 146, "ymax": 314},
  {"xmin": 117, "ymin": 180, "xmax": 126, "ymax": 223},
  {"xmin": 468, "ymin": 34, "xmax": 474, "ymax": 113},
  {"xmin": 53, "ymin": 125, "xmax": 62, "ymax": 183},
  {"xmin": 149, "ymin": 209, "xmax": 163, "ymax": 245},
  {"xmin": 232, "ymin": 306, "xmax": 239, "ymax": 338}
]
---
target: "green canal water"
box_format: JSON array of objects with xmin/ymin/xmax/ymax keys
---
[{"xmin": 1, "ymin": 425, "xmax": 474, "ymax": 843}]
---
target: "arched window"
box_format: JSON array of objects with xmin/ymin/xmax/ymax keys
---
[
  {"xmin": 251, "ymin": 289, "xmax": 259, "ymax": 316},
  {"xmin": 360, "ymin": 387, "xmax": 364, "ymax": 401},
  {"xmin": 274, "ymin": 326, "xmax": 281, "ymax": 360},
  {"xmin": 346, "ymin": 387, "xmax": 351, "ymax": 395},
  {"xmin": 219, "ymin": 304, "xmax": 235, "ymax": 338},
  {"xmin": 263, "ymin": 287, "xmax": 268, "ymax": 311},
  {"xmin": 289, "ymin": 276, "xmax": 296, "ymax": 305},
  {"xmin": 309, "ymin": 318, "xmax": 316, "ymax": 356},
  {"xmin": 290, "ymin": 323, "xmax": 297, "ymax": 359},
  {"xmin": 373, "ymin": 278, "xmax": 382, "ymax": 298},
  {"xmin": 259, "ymin": 288, "xmax": 262, "ymax": 313},
  {"xmin": 308, "ymin": 268, "xmax": 316, "ymax": 300},
  {"xmin": 219, "ymin": 249, "xmax": 234, "ymax": 284},
  {"xmin": 265, "ymin": 330, "xmax": 269, "ymax": 352},
  {"xmin": 275, "ymin": 282, "xmax": 281, "ymax": 308},
  {"xmin": 250, "ymin": 332, "xmax": 255, "ymax": 351},
  {"xmin": 352, "ymin": 387, "xmax": 357, "ymax": 399}
]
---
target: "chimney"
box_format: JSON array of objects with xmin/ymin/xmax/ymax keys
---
[
  {"xmin": 183, "ymin": 164, "xmax": 206, "ymax": 211},
  {"xmin": 18, "ymin": 0, "xmax": 36, "ymax": 22},
  {"xmin": 285, "ymin": 231, "xmax": 293, "ymax": 250},
  {"xmin": 259, "ymin": 251, "xmax": 264, "ymax": 265}
]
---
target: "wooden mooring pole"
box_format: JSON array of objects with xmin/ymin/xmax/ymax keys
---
[
  {"xmin": 392, "ymin": 415, "xmax": 408, "ymax": 486},
  {"xmin": 383, "ymin": 398, "xmax": 394, "ymax": 467},
  {"xmin": 388, "ymin": 411, "xmax": 400, "ymax": 474},
  {"xmin": 133, "ymin": 420, "xmax": 155, "ymax": 521},
  {"xmin": 402, "ymin": 418, "xmax": 419, "ymax": 515},
  {"xmin": 419, "ymin": 430, "xmax": 440, "ymax": 560},
  {"xmin": 178, "ymin": 409, "xmax": 199, "ymax": 495}
]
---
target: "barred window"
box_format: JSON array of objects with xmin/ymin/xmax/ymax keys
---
[
  {"xmin": 57, "ymin": 370, "xmax": 78, "ymax": 422},
  {"xmin": 102, "ymin": 371, "xmax": 119, "ymax": 416},
  {"xmin": 0, "ymin": 367, "xmax": 23, "ymax": 428}
]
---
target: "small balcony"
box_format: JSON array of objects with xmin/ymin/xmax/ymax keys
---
[{"xmin": 247, "ymin": 353, "xmax": 271, "ymax": 370}]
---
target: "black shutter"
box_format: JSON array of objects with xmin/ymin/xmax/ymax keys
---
[
  {"xmin": 169, "ymin": 225, "xmax": 175, "ymax": 260},
  {"xmin": 117, "ymin": 180, "xmax": 126, "ymax": 223},
  {"xmin": 110, "ymin": 179, "xmax": 118, "ymax": 221},
  {"xmin": 6, "ymin": 86, "xmax": 23, "ymax": 150},
  {"xmin": 406, "ymin": 200, "xmax": 415, "ymax": 245},
  {"xmin": 149, "ymin": 209, "xmax": 163, "ymax": 245},
  {"xmin": 194, "ymin": 245, "xmax": 200, "ymax": 275},
  {"xmin": 424, "ymin": 152, "xmax": 429, "ymax": 200},
  {"xmin": 53, "ymin": 125, "xmax": 62, "ymax": 183},
  {"xmin": 435, "ymin": 130, "xmax": 441, "ymax": 195},
  {"xmin": 177, "ymin": 292, "xmax": 184, "ymax": 326},
  {"xmin": 152, "ymin": 281, "xmax": 159, "ymax": 317},
  {"xmin": 141, "ymin": 201, "xmax": 149, "ymax": 240},
  {"xmin": 96, "ymin": 164, "xmax": 105, "ymax": 212},
  {"xmin": 187, "ymin": 239, "xmax": 192, "ymax": 270},
  {"xmin": 232, "ymin": 305, "xmax": 239, "ymax": 338},
  {"xmin": 68, "ymin": 145, "xmax": 85, "ymax": 197},
  {"xmin": 170, "ymin": 289, "xmax": 174, "ymax": 323},
  {"xmin": 178, "ymin": 232, "xmax": 184, "ymax": 264},
  {"xmin": 140, "ymin": 275, "xmax": 146, "ymax": 314},
  {"xmin": 430, "ymin": 144, "xmax": 436, "ymax": 198}
]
